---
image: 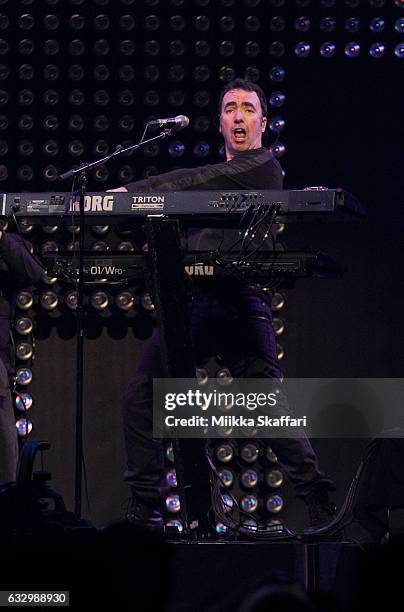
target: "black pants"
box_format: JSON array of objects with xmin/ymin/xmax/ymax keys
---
[{"xmin": 123, "ymin": 292, "xmax": 331, "ymax": 506}]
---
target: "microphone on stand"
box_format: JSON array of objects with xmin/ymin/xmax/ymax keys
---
[{"xmin": 147, "ymin": 115, "xmax": 190, "ymax": 129}]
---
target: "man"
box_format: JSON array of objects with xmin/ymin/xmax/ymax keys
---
[
  {"xmin": 0, "ymin": 229, "xmax": 43, "ymax": 483},
  {"xmin": 113, "ymin": 79, "xmax": 335, "ymax": 530}
]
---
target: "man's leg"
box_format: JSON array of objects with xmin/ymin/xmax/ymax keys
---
[{"xmin": 0, "ymin": 389, "xmax": 18, "ymax": 483}]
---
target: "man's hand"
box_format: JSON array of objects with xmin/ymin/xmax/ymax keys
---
[{"xmin": 106, "ymin": 187, "xmax": 128, "ymax": 192}]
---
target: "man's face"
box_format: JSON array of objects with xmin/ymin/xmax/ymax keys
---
[{"xmin": 219, "ymin": 88, "xmax": 267, "ymax": 160}]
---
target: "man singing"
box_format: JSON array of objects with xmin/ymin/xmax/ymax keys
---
[{"xmin": 112, "ymin": 79, "xmax": 335, "ymax": 531}]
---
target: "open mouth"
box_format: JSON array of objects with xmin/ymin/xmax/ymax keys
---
[{"xmin": 233, "ymin": 128, "xmax": 247, "ymax": 141}]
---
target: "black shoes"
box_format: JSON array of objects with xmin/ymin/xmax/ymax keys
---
[
  {"xmin": 126, "ymin": 498, "xmax": 164, "ymax": 532},
  {"xmin": 303, "ymin": 485, "xmax": 337, "ymax": 533}
]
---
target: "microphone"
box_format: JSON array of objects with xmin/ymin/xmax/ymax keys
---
[{"xmin": 147, "ymin": 115, "xmax": 190, "ymax": 129}]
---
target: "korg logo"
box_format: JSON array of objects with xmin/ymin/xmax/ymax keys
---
[{"xmin": 69, "ymin": 195, "xmax": 114, "ymax": 212}]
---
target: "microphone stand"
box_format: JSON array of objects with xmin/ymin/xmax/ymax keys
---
[{"xmin": 59, "ymin": 127, "xmax": 173, "ymax": 518}]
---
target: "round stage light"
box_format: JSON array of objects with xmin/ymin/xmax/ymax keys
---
[
  {"xmin": 369, "ymin": 43, "xmax": 386, "ymax": 59},
  {"xmin": 16, "ymin": 367, "xmax": 33, "ymax": 386},
  {"xmin": 265, "ymin": 469, "xmax": 284, "ymax": 488},
  {"xmin": 218, "ymin": 468, "xmax": 234, "ymax": 487},
  {"xmin": 221, "ymin": 493, "xmax": 233, "ymax": 512},
  {"xmin": 166, "ymin": 469, "xmax": 177, "ymax": 487},
  {"xmin": 165, "ymin": 494, "xmax": 181, "ymax": 513},
  {"xmin": 240, "ymin": 494, "xmax": 258, "ymax": 512},
  {"xmin": 320, "ymin": 17, "xmax": 336, "ymax": 32},
  {"xmin": 266, "ymin": 494, "xmax": 284, "ymax": 513},
  {"xmin": 16, "ymin": 291, "xmax": 34, "ymax": 310},
  {"xmin": 270, "ymin": 143, "xmax": 285, "ymax": 158},
  {"xmin": 240, "ymin": 443, "xmax": 260, "ymax": 463},
  {"xmin": 16, "ymin": 417, "xmax": 33, "ymax": 437},
  {"xmin": 240, "ymin": 469, "xmax": 259, "ymax": 488},
  {"xmin": 165, "ymin": 443, "xmax": 174, "ymax": 463},
  {"xmin": 269, "ymin": 66, "xmax": 285, "ymax": 82},
  {"xmin": 345, "ymin": 18, "xmax": 360, "ymax": 33},
  {"xmin": 395, "ymin": 44, "xmax": 404, "ymax": 58},
  {"xmin": 215, "ymin": 443, "xmax": 234, "ymax": 463},
  {"xmin": 272, "ymin": 317, "xmax": 285, "ymax": 336},
  {"xmin": 269, "ymin": 91, "xmax": 285, "ymax": 107},
  {"xmin": 15, "ymin": 392, "xmax": 33, "ymax": 411},
  {"xmin": 216, "ymin": 368, "xmax": 233, "ymax": 386},
  {"xmin": 166, "ymin": 519, "xmax": 183, "ymax": 532},
  {"xmin": 16, "ymin": 341, "xmax": 33, "ymax": 361},
  {"xmin": 117, "ymin": 240, "xmax": 135, "ymax": 251},
  {"xmin": 294, "ymin": 16, "xmax": 311, "ymax": 32},
  {"xmin": 276, "ymin": 343, "xmax": 285, "ymax": 360},
  {"xmin": 15, "ymin": 316, "xmax": 33, "ymax": 336},
  {"xmin": 294, "ymin": 42, "xmax": 311, "ymax": 58},
  {"xmin": 90, "ymin": 291, "xmax": 109, "ymax": 311},
  {"xmin": 168, "ymin": 141, "xmax": 185, "ymax": 158},
  {"xmin": 215, "ymin": 522, "xmax": 228, "ymax": 534},
  {"xmin": 265, "ymin": 446, "xmax": 278, "ymax": 463},
  {"xmin": 369, "ymin": 18, "xmax": 385, "ymax": 33},
  {"xmin": 269, "ymin": 117, "xmax": 285, "ymax": 133},
  {"xmin": 140, "ymin": 291, "xmax": 155, "ymax": 312},
  {"xmin": 40, "ymin": 291, "xmax": 58, "ymax": 311},
  {"xmin": 116, "ymin": 291, "xmax": 135, "ymax": 311},
  {"xmin": 320, "ymin": 42, "xmax": 336, "ymax": 58}
]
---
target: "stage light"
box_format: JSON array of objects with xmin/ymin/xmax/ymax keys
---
[
  {"xmin": 165, "ymin": 443, "xmax": 174, "ymax": 463},
  {"xmin": 0, "ymin": 139, "xmax": 7, "ymax": 155},
  {"xmin": 119, "ymin": 65, "xmax": 135, "ymax": 81},
  {"xmin": 68, "ymin": 140, "xmax": 84, "ymax": 156},
  {"xmin": 272, "ymin": 317, "xmax": 285, "ymax": 336},
  {"xmin": 18, "ymin": 219, "xmax": 34, "ymax": 235},
  {"xmin": 94, "ymin": 39, "xmax": 111, "ymax": 56},
  {"xmin": 69, "ymin": 14, "xmax": 85, "ymax": 31},
  {"xmin": 193, "ymin": 90, "xmax": 210, "ymax": 108},
  {"xmin": 43, "ymin": 64, "xmax": 59, "ymax": 80},
  {"xmin": 269, "ymin": 41, "xmax": 285, "ymax": 57},
  {"xmin": 194, "ymin": 65, "xmax": 210, "ymax": 81},
  {"xmin": 169, "ymin": 89, "xmax": 185, "ymax": 107},
  {"xmin": 91, "ymin": 240, "xmax": 109, "ymax": 252},
  {"xmin": 369, "ymin": 43, "xmax": 386, "ymax": 58},
  {"xmin": 369, "ymin": 18, "xmax": 385, "ymax": 33},
  {"xmin": 144, "ymin": 64, "xmax": 160, "ymax": 82},
  {"xmin": 320, "ymin": 17, "xmax": 336, "ymax": 32},
  {"xmin": 193, "ymin": 142, "xmax": 210, "ymax": 158},
  {"xmin": 140, "ymin": 291, "xmax": 155, "ymax": 312},
  {"xmin": 169, "ymin": 65, "xmax": 186, "ymax": 82},
  {"xmin": 18, "ymin": 39, "xmax": 35, "ymax": 56},
  {"xmin": 320, "ymin": 42, "xmax": 336, "ymax": 58},
  {"xmin": 219, "ymin": 66, "xmax": 236, "ymax": 82},
  {"xmin": 0, "ymin": 15, "xmax": 9, "ymax": 29},
  {"xmin": 17, "ymin": 166, "xmax": 34, "ymax": 182},
  {"xmin": 166, "ymin": 519, "xmax": 183, "ymax": 532},
  {"xmin": 144, "ymin": 14, "xmax": 160, "ymax": 31},
  {"xmin": 166, "ymin": 469, "xmax": 177, "ymax": 488},
  {"xmin": 18, "ymin": 140, "xmax": 34, "ymax": 156},
  {"xmin": 221, "ymin": 493, "xmax": 233, "ymax": 512},
  {"xmin": 15, "ymin": 316, "xmax": 33, "ymax": 336},
  {"xmin": 16, "ymin": 367, "xmax": 33, "ymax": 386},
  {"xmin": 245, "ymin": 66, "xmax": 260, "ymax": 81},
  {"xmin": 218, "ymin": 468, "xmax": 234, "ymax": 487},
  {"xmin": 266, "ymin": 494, "xmax": 284, "ymax": 513},
  {"xmin": 395, "ymin": 19, "xmax": 404, "ymax": 34},
  {"xmin": 165, "ymin": 494, "xmax": 181, "ymax": 513},
  {"xmin": 269, "ymin": 16, "xmax": 286, "ymax": 32},
  {"xmin": 216, "ymin": 425, "xmax": 233, "ymax": 437},
  {"xmin": 245, "ymin": 16, "xmax": 260, "ymax": 32},
  {"xmin": 15, "ymin": 393, "xmax": 33, "ymax": 411},
  {"xmin": 269, "ymin": 68, "xmax": 285, "ymax": 85},
  {"xmin": 0, "ymin": 165, "xmax": 7, "ymax": 180},
  {"xmin": 394, "ymin": 0, "xmax": 404, "ymax": 7},
  {"xmin": 240, "ymin": 469, "xmax": 259, "ymax": 488},
  {"xmin": 345, "ymin": 42, "xmax": 361, "ymax": 58},
  {"xmin": 144, "ymin": 40, "xmax": 160, "ymax": 56},
  {"xmin": 19, "ymin": 13, "xmax": 35, "ymax": 30},
  {"xmin": 269, "ymin": 92, "xmax": 285, "ymax": 107},
  {"xmin": 269, "ymin": 117, "xmax": 285, "ymax": 133},
  {"xmin": 240, "ymin": 443, "xmax": 260, "ymax": 463},
  {"xmin": 345, "ymin": 18, "xmax": 361, "ymax": 33},
  {"xmin": 94, "ymin": 14, "xmax": 110, "ymax": 31},
  {"xmin": 270, "ymin": 143, "xmax": 286, "ymax": 158},
  {"xmin": 16, "ymin": 417, "xmax": 33, "ymax": 436},
  {"xmin": 170, "ymin": 15, "xmax": 186, "ymax": 31},
  {"xmin": 276, "ymin": 343, "xmax": 284, "ymax": 360},
  {"xmin": 68, "ymin": 64, "xmax": 85, "ymax": 81},
  {"xmin": 216, "ymin": 368, "xmax": 233, "ymax": 386},
  {"xmin": 215, "ymin": 443, "xmax": 234, "ymax": 463},
  {"xmin": 43, "ymin": 89, "xmax": 59, "ymax": 105},
  {"xmin": 43, "ymin": 165, "xmax": 58, "ymax": 182},
  {"xmin": 69, "ymin": 39, "xmax": 85, "ymax": 56},
  {"xmin": 41, "ymin": 271, "xmax": 58, "ymax": 284},
  {"xmin": 16, "ymin": 341, "xmax": 33, "ymax": 361},
  {"xmin": 116, "ymin": 291, "xmax": 135, "ymax": 311},
  {"xmin": 240, "ymin": 494, "xmax": 258, "ymax": 512},
  {"xmin": 295, "ymin": 16, "xmax": 311, "ymax": 32},
  {"xmin": 40, "ymin": 290, "xmax": 58, "ymax": 311},
  {"xmin": 118, "ymin": 114, "xmax": 135, "ymax": 132},
  {"xmin": 242, "ymin": 519, "xmax": 258, "ymax": 532},
  {"xmin": 44, "ymin": 14, "xmax": 60, "ymax": 30},
  {"xmin": 93, "ymin": 114, "xmax": 109, "ymax": 131},
  {"xmin": 18, "ymin": 89, "xmax": 34, "ymax": 105},
  {"xmin": 65, "ymin": 291, "xmax": 78, "ymax": 310},
  {"xmin": 170, "ymin": 40, "xmax": 186, "ymax": 56},
  {"xmin": 294, "ymin": 42, "xmax": 311, "ymax": 57},
  {"xmin": 90, "ymin": 291, "xmax": 109, "ymax": 311},
  {"xmin": 215, "ymin": 522, "xmax": 228, "ymax": 534},
  {"xmin": 265, "ymin": 469, "xmax": 284, "ymax": 488},
  {"xmin": 40, "ymin": 240, "xmax": 58, "ymax": 255},
  {"xmin": 94, "ymin": 64, "xmax": 110, "ymax": 80},
  {"xmin": 219, "ymin": 41, "xmax": 235, "ymax": 57},
  {"xmin": 18, "ymin": 114, "xmax": 34, "ymax": 131},
  {"xmin": 168, "ymin": 141, "xmax": 185, "ymax": 158},
  {"xmin": 395, "ymin": 44, "xmax": 404, "ymax": 58},
  {"xmin": 143, "ymin": 90, "xmax": 159, "ymax": 107}
]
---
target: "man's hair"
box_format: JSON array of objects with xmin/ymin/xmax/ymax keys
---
[{"xmin": 218, "ymin": 78, "xmax": 268, "ymax": 117}]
